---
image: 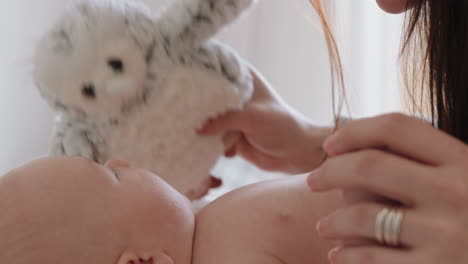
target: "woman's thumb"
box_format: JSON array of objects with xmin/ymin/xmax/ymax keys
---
[{"xmin": 198, "ymin": 110, "xmax": 246, "ymax": 134}]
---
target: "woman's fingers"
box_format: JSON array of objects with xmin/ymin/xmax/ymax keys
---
[
  {"xmin": 323, "ymin": 113, "xmax": 468, "ymax": 166},
  {"xmin": 223, "ymin": 131, "xmax": 242, "ymax": 157},
  {"xmin": 209, "ymin": 176, "xmax": 223, "ymax": 188},
  {"xmin": 198, "ymin": 68, "xmax": 276, "ymax": 136},
  {"xmin": 317, "ymin": 203, "xmax": 429, "ymax": 247},
  {"xmin": 329, "ymin": 246, "xmax": 421, "ymax": 264},
  {"xmin": 308, "ymin": 149, "xmax": 434, "ymax": 205},
  {"xmin": 235, "ymin": 135, "xmax": 286, "ymax": 171},
  {"xmin": 199, "ymin": 110, "xmax": 250, "ymax": 135}
]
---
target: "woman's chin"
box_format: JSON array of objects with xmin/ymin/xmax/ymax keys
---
[{"xmin": 376, "ymin": 0, "xmax": 408, "ymax": 14}]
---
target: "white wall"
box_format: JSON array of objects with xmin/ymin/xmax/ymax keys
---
[
  {"xmin": 220, "ymin": 0, "xmax": 404, "ymax": 120},
  {"xmin": 0, "ymin": 1, "xmax": 62, "ymax": 174},
  {"xmin": 220, "ymin": 0, "xmax": 336, "ymax": 124},
  {"xmin": 0, "ymin": 0, "xmax": 404, "ymax": 174},
  {"xmin": 337, "ymin": 0, "xmax": 404, "ymax": 117}
]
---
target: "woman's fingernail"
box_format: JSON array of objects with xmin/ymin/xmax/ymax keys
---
[
  {"xmin": 323, "ymin": 135, "xmax": 337, "ymax": 154},
  {"xmin": 316, "ymin": 217, "xmax": 329, "ymax": 234},
  {"xmin": 197, "ymin": 126, "xmax": 208, "ymax": 134},
  {"xmin": 225, "ymin": 148, "xmax": 236, "ymax": 158},
  {"xmin": 197, "ymin": 119, "xmax": 213, "ymax": 134},
  {"xmin": 307, "ymin": 172, "xmax": 325, "ymax": 191},
  {"xmin": 328, "ymin": 247, "xmax": 341, "ymax": 263},
  {"xmin": 210, "ymin": 177, "xmax": 223, "ymax": 188}
]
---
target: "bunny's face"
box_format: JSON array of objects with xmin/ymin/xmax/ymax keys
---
[{"xmin": 35, "ymin": 0, "xmax": 155, "ymax": 118}]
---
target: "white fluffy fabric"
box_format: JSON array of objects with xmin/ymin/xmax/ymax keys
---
[
  {"xmin": 34, "ymin": 0, "xmax": 255, "ymax": 201},
  {"xmin": 105, "ymin": 66, "xmax": 252, "ymax": 199}
]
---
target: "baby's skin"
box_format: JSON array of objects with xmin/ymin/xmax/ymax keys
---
[{"xmin": 0, "ymin": 157, "xmax": 342, "ymax": 263}]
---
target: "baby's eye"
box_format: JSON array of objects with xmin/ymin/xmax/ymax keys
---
[
  {"xmin": 108, "ymin": 58, "xmax": 124, "ymax": 73},
  {"xmin": 82, "ymin": 84, "xmax": 96, "ymax": 99}
]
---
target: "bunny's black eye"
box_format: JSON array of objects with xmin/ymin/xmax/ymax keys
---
[
  {"xmin": 108, "ymin": 58, "xmax": 124, "ymax": 73},
  {"xmin": 82, "ymin": 84, "xmax": 96, "ymax": 99}
]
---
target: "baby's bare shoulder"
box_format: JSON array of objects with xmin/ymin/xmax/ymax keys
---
[{"xmin": 193, "ymin": 175, "xmax": 343, "ymax": 264}]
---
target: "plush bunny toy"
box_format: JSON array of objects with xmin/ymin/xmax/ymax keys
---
[{"xmin": 35, "ymin": 0, "xmax": 254, "ymax": 201}]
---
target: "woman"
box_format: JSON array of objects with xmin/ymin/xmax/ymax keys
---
[{"xmin": 200, "ymin": 0, "xmax": 468, "ymax": 263}]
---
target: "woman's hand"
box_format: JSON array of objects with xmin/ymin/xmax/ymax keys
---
[
  {"xmin": 308, "ymin": 113, "xmax": 468, "ymax": 264},
  {"xmin": 199, "ymin": 69, "xmax": 331, "ymax": 174}
]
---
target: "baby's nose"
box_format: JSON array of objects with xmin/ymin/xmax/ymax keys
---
[{"xmin": 105, "ymin": 159, "xmax": 131, "ymax": 170}]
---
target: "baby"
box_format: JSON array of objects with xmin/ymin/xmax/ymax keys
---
[{"xmin": 0, "ymin": 157, "xmax": 341, "ymax": 263}]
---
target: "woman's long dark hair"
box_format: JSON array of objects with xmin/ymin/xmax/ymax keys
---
[
  {"xmin": 402, "ymin": 0, "xmax": 468, "ymax": 142},
  {"xmin": 309, "ymin": 0, "xmax": 346, "ymax": 127},
  {"xmin": 312, "ymin": 0, "xmax": 468, "ymax": 142}
]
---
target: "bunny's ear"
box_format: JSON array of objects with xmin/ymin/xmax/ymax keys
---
[
  {"xmin": 44, "ymin": 1, "xmax": 95, "ymax": 56},
  {"xmin": 45, "ymin": 13, "xmax": 82, "ymax": 56},
  {"xmin": 123, "ymin": 2, "xmax": 157, "ymax": 52},
  {"xmin": 156, "ymin": 0, "xmax": 255, "ymax": 54}
]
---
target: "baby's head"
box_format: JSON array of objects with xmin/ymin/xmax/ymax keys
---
[{"xmin": 0, "ymin": 157, "xmax": 194, "ymax": 264}]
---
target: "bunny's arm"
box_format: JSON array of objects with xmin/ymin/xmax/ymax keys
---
[
  {"xmin": 158, "ymin": 0, "xmax": 254, "ymax": 54},
  {"xmin": 50, "ymin": 116, "xmax": 105, "ymax": 163}
]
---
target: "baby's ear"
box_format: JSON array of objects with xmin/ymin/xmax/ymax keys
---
[
  {"xmin": 117, "ymin": 251, "xmax": 174, "ymax": 264},
  {"xmin": 116, "ymin": 251, "xmax": 137, "ymax": 264},
  {"xmin": 117, "ymin": 251, "xmax": 138, "ymax": 264},
  {"xmin": 153, "ymin": 253, "xmax": 174, "ymax": 264}
]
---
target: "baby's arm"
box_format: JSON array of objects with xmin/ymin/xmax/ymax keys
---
[{"xmin": 193, "ymin": 175, "xmax": 344, "ymax": 264}]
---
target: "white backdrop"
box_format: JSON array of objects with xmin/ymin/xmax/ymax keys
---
[{"xmin": 0, "ymin": 0, "xmax": 403, "ymax": 175}]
